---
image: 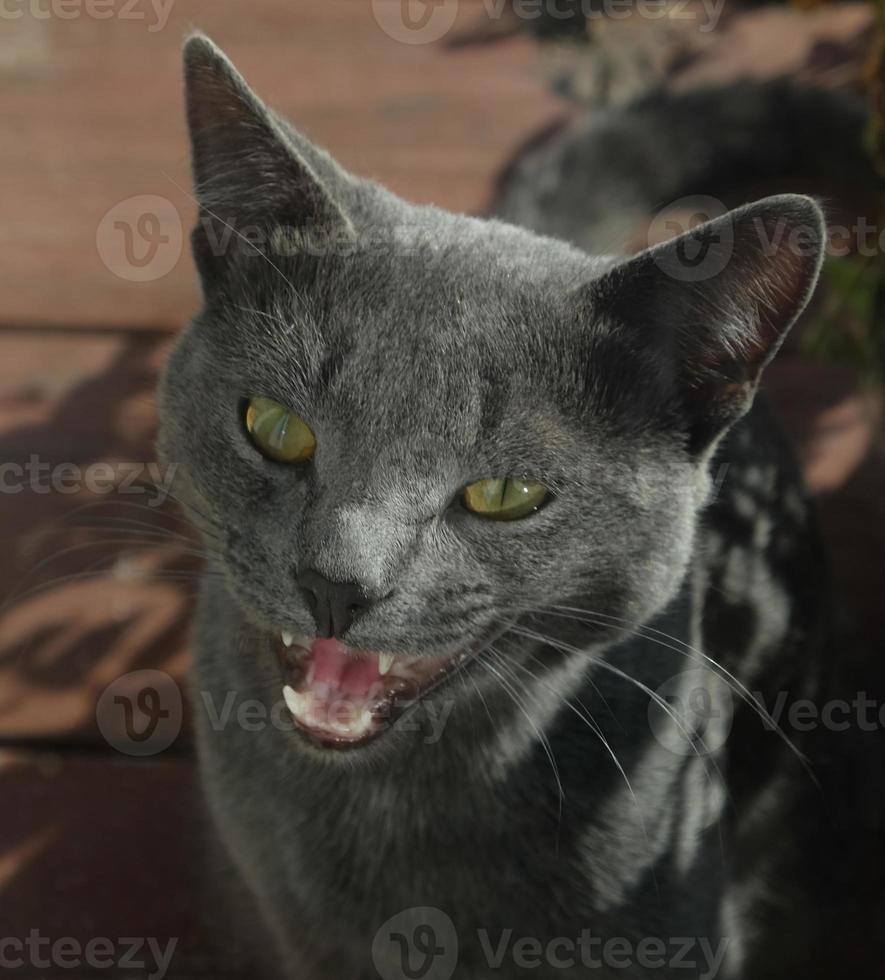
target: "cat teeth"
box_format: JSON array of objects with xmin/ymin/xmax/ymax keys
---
[
  {"xmin": 281, "ymin": 630, "xmax": 294, "ymax": 647},
  {"xmin": 353, "ymin": 709, "xmax": 374, "ymax": 737},
  {"xmin": 378, "ymin": 652, "xmax": 394, "ymax": 676},
  {"xmin": 282, "ymin": 685, "xmax": 374, "ymax": 739},
  {"xmin": 283, "ymin": 684, "xmax": 303, "ymax": 716}
]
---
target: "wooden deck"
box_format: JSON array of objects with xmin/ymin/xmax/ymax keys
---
[
  {"xmin": 0, "ymin": 5, "xmax": 566, "ymax": 971},
  {"xmin": 1, "ymin": 0, "xmax": 562, "ymax": 329},
  {"xmin": 0, "ymin": 2, "xmax": 882, "ymax": 976}
]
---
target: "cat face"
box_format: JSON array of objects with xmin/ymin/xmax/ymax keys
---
[{"xmin": 158, "ymin": 36, "xmax": 824, "ymax": 750}]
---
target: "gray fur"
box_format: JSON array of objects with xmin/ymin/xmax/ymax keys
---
[
  {"xmin": 158, "ymin": 35, "xmax": 829, "ymax": 979},
  {"xmin": 494, "ymin": 80, "xmax": 875, "ymax": 254}
]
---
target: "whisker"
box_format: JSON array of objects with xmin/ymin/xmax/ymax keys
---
[
  {"xmin": 1, "ymin": 537, "xmax": 209, "ymax": 618},
  {"xmin": 490, "ymin": 648, "xmax": 663, "ymax": 895},
  {"xmin": 531, "ymin": 604, "xmax": 816, "ymax": 784},
  {"xmin": 506, "ymin": 623, "xmax": 729, "ymax": 796},
  {"xmin": 480, "ymin": 649, "xmax": 565, "ymax": 809}
]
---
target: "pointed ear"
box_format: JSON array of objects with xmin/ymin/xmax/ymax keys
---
[
  {"xmin": 586, "ymin": 194, "xmax": 826, "ymax": 454},
  {"xmin": 182, "ymin": 34, "xmax": 353, "ymax": 289}
]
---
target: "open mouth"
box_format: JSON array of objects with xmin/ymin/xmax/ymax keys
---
[{"xmin": 276, "ymin": 632, "xmax": 466, "ymax": 748}]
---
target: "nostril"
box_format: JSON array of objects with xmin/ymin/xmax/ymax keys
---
[{"xmin": 296, "ymin": 568, "xmax": 379, "ymax": 639}]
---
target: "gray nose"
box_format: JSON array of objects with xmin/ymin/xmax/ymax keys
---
[{"xmin": 297, "ymin": 569, "xmax": 372, "ymax": 639}]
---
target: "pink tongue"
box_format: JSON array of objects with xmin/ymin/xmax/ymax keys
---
[{"xmin": 311, "ymin": 638, "xmax": 381, "ymax": 697}]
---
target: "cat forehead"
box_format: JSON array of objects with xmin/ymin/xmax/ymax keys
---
[
  {"xmin": 280, "ymin": 224, "xmax": 595, "ymax": 335},
  {"xmin": 381, "ymin": 205, "xmax": 603, "ymax": 287},
  {"xmin": 287, "ymin": 200, "xmax": 602, "ymax": 298},
  {"xmin": 210, "ymin": 207, "xmax": 605, "ymax": 417},
  {"xmin": 225, "ymin": 294, "xmax": 577, "ymax": 460}
]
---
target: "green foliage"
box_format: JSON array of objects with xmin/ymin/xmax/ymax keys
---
[{"xmin": 801, "ymin": 254, "xmax": 885, "ymax": 386}]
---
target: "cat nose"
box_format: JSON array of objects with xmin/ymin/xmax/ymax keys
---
[{"xmin": 297, "ymin": 569, "xmax": 373, "ymax": 639}]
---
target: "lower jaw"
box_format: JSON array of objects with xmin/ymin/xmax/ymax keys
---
[{"xmin": 276, "ymin": 634, "xmax": 469, "ymax": 750}]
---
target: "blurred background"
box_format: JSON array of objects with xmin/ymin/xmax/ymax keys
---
[{"xmin": 0, "ymin": 0, "xmax": 882, "ymax": 975}]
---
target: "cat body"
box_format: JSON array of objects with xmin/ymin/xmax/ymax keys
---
[
  {"xmin": 189, "ymin": 401, "xmax": 824, "ymax": 980},
  {"xmin": 159, "ymin": 37, "xmax": 828, "ymax": 979}
]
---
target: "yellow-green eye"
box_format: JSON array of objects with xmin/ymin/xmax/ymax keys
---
[
  {"xmin": 463, "ymin": 478, "xmax": 548, "ymax": 521},
  {"xmin": 244, "ymin": 396, "xmax": 316, "ymax": 463}
]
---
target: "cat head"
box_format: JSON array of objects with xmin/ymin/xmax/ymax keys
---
[{"xmin": 158, "ymin": 35, "xmax": 825, "ymax": 752}]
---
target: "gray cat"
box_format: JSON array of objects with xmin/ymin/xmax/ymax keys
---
[{"xmin": 158, "ymin": 35, "xmax": 831, "ymax": 980}]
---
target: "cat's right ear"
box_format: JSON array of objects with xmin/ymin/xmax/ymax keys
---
[
  {"xmin": 182, "ymin": 34, "xmax": 353, "ymax": 292},
  {"xmin": 579, "ymin": 194, "xmax": 825, "ymax": 455}
]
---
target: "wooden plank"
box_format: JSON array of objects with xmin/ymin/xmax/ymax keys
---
[
  {"xmin": 0, "ymin": 331, "xmax": 194, "ymax": 744},
  {"xmin": 0, "ymin": 750, "xmax": 241, "ymax": 976},
  {"xmin": 0, "ymin": 1, "xmax": 563, "ymax": 331},
  {"xmin": 1, "ymin": 330, "xmax": 883, "ymax": 751}
]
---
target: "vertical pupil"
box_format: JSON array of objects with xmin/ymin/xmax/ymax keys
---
[
  {"xmin": 498, "ymin": 480, "xmax": 508, "ymax": 510},
  {"xmin": 269, "ymin": 410, "xmax": 289, "ymax": 450}
]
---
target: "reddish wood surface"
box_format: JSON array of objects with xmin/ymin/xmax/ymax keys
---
[
  {"xmin": 0, "ymin": 0, "xmax": 882, "ymax": 749},
  {"xmin": 0, "ymin": 750, "xmax": 222, "ymax": 976},
  {"xmin": 0, "ymin": 0, "xmax": 562, "ymax": 330},
  {"xmin": 0, "ymin": 3, "xmax": 565, "ymax": 744},
  {"xmin": 0, "ymin": 331, "xmax": 194, "ymax": 745},
  {"xmin": 0, "ymin": 3, "xmax": 883, "ymax": 972}
]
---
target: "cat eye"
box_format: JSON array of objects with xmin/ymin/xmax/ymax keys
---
[
  {"xmin": 244, "ymin": 396, "xmax": 316, "ymax": 463},
  {"xmin": 462, "ymin": 478, "xmax": 549, "ymax": 521}
]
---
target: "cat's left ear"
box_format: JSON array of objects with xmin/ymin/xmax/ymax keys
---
[
  {"xmin": 182, "ymin": 34, "xmax": 353, "ymax": 290},
  {"xmin": 583, "ymin": 194, "xmax": 826, "ymax": 454}
]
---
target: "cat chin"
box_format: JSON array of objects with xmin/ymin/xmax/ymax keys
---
[{"xmin": 275, "ymin": 631, "xmax": 468, "ymax": 749}]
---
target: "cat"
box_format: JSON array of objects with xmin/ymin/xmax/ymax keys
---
[
  {"xmin": 158, "ymin": 35, "xmax": 833, "ymax": 980},
  {"xmin": 493, "ymin": 79, "xmax": 875, "ymax": 257}
]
